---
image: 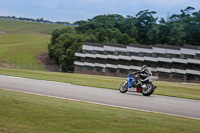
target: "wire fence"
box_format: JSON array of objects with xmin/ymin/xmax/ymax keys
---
[{"xmin": 0, "ymin": 59, "xmax": 61, "ymax": 72}]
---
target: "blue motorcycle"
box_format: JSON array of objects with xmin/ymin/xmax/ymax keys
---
[{"xmin": 119, "ymin": 72, "xmax": 158, "ymax": 96}]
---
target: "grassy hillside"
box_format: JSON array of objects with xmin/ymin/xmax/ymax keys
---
[
  {"xmin": 0, "ymin": 19, "xmax": 67, "ymax": 64},
  {"xmin": 0, "ymin": 19, "xmax": 66, "ymax": 33}
]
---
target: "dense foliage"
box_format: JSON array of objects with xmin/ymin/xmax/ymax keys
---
[
  {"xmin": 48, "ymin": 6, "xmax": 200, "ymax": 72},
  {"xmin": 48, "ymin": 27, "xmax": 83, "ymax": 72}
]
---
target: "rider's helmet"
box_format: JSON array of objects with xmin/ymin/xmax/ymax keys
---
[
  {"xmin": 141, "ymin": 65, "xmax": 147, "ymax": 71},
  {"xmin": 141, "ymin": 65, "xmax": 152, "ymax": 76}
]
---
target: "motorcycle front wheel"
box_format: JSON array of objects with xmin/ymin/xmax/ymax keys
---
[
  {"xmin": 141, "ymin": 83, "xmax": 155, "ymax": 96},
  {"xmin": 119, "ymin": 81, "xmax": 128, "ymax": 93}
]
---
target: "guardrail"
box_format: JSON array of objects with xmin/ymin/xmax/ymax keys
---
[{"xmin": 0, "ymin": 59, "xmax": 61, "ymax": 72}]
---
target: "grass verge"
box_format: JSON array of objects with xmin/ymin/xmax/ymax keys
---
[
  {"xmin": 0, "ymin": 89, "xmax": 200, "ymax": 133},
  {"xmin": 0, "ymin": 68, "xmax": 200, "ymax": 100}
]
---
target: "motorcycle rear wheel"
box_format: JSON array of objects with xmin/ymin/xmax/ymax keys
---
[
  {"xmin": 141, "ymin": 83, "xmax": 155, "ymax": 96},
  {"xmin": 119, "ymin": 81, "xmax": 128, "ymax": 93}
]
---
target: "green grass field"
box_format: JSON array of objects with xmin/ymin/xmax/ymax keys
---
[
  {"xmin": 0, "ymin": 89, "xmax": 200, "ymax": 133},
  {"xmin": 0, "ymin": 19, "xmax": 67, "ymax": 64},
  {"xmin": 1, "ymin": 68, "xmax": 200, "ymax": 100}
]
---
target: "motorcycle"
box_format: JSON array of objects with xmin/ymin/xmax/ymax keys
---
[{"xmin": 119, "ymin": 71, "xmax": 158, "ymax": 96}]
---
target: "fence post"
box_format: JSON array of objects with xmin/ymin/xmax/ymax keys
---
[
  {"xmin": 14, "ymin": 62, "xmax": 16, "ymax": 69},
  {"xmin": 59, "ymin": 64, "xmax": 62, "ymax": 72},
  {"xmin": 9, "ymin": 62, "xmax": 11, "ymax": 69},
  {"xmin": 32, "ymin": 64, "xmax": 34, "ymax": 70}
]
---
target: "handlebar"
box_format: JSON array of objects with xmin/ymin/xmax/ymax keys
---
[{"xmin": 130, "ymin": 71, "xmax": 141, "ymax": 76}]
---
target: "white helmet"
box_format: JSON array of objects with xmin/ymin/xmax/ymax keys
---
[
  {"xmin": 141, "ymin": 65, "xmax": 152, "ymax": 75},
  {"xmin": 141, "ymin": 65, "xmax": 147, "ymax": 71}
]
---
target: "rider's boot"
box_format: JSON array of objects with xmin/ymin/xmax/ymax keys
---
[{"xmin": 136, "ymin": 79, "xmax": 141, "ymax": 86}]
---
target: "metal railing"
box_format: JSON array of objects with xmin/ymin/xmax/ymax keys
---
[{"xmin": 0, "ymin": 59, "xmax": 61, "ymax": 72}]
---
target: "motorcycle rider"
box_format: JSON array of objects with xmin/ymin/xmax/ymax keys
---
[
  {"xmin": 140, "ymin": 65, "xmax": 152, "ymax": 77},
  {"xmin": 130, "ymin": 65, "xmax": 152, "ymax": 86}
]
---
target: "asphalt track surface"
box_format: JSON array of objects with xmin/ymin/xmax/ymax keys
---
[{"xmin": 0, "ymin": 75, "xmax": 200, "ymax": 120}]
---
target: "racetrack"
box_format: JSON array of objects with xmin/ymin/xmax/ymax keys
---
[{"xmin": 0, "ymin": 75, "xmax": 200, "ymax": 120}]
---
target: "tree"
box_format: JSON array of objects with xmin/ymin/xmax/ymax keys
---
[
  {"xmin": 158, "ymin": 6, "xmax": 200, "ymax": 46},
  {"xmin": 118, "ymin": 15, "xmax": 138, "ymax": 38},
  {"xmin": 135, "ymin": 10, "xmax": 158, "ymax": 44},
  {"xmin": 49, "ymin": 32, "xmax": 84, "ymax": 72},
  {"xmin": 48, "ymin": 27, "xmax": 77, "ymax": 66},
  {"xmin": 190, "ymin": 10, "xmax": 200, "ymax": 46},
  {"xmin": 48, "ymin": 7, "xmax": 200, "ymax": 72},
  {"xmin": 74, "ymin": 14, "xmax": 138, "ymax": 45}
]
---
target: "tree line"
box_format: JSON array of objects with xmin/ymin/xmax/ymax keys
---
[
  {"xmin": 0, "ymin": 16, "xmax": 71, "ymax": 25},
  {"xmin": 48, "ymin": 6, "xmax": 200, "ymax": 72}
]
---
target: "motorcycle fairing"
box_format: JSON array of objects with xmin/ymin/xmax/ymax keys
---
[{"xmin": 126, "ymin": 74, "xmax": 136, "ymax": 88}]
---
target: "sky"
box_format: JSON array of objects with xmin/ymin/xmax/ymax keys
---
[{"xmin": 0, "ymin": 0, "xmax": 200, "ymax": 23}]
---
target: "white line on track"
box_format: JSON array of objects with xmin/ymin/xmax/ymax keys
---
[{"xmin": 0, "ymin": 75, "xmax": 72, "ymax": 85}]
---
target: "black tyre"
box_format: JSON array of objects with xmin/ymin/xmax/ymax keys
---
[
  {"xmin": 141, "ymin": 83, "xmax": 155, "ymax": 96},
  {"xmin": 119, "ymin": 81, "xmax": 128, "ymax": 93}
]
